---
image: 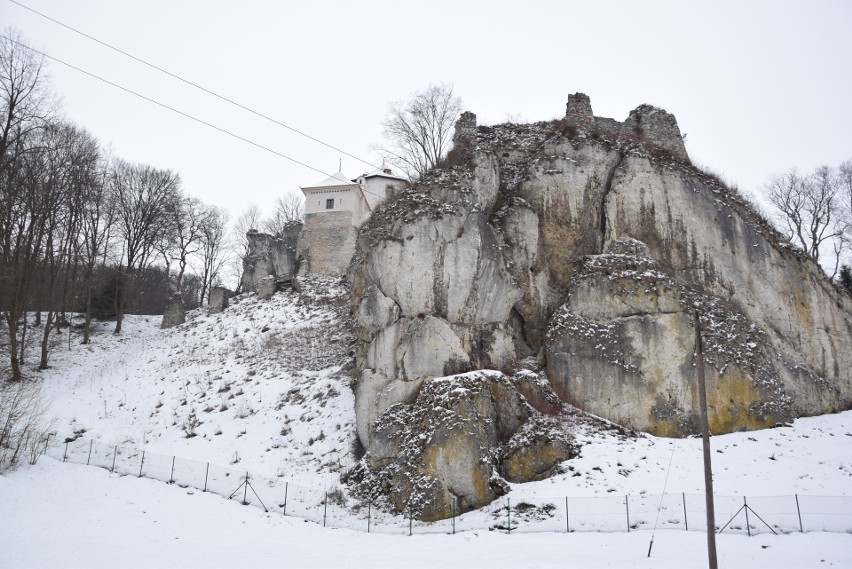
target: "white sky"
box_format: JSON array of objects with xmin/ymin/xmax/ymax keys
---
[{"xmin": 3, "ymin": 0, "xmax": 851, "ymax": 217}]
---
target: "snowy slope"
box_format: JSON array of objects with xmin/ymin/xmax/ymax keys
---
[{"xmin": 36, "ymin": 275, "xmax": 356, "ymax": 487}]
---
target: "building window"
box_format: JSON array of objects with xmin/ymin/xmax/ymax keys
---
[{"xmin": 326, "ymin": 198, "xmax": 334, "ymax": 210}]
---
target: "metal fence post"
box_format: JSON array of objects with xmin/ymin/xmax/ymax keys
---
[
  {"xmin": 367, "ymin": 499, "xmax": 371, "ymax": 533},
  {"xmin": 626, "ymin": 495, "xmax": 631, "ymax": 532},
  {"xmin": 743, "ymin": 496, "xmax": 751, "ymax": 537},
  {"xmin": 111, "ymin": 446, "xmax": 117, "ymax": 472},
  {"xmin": 203, "ymin": 463, "xmax": 209, "ymax": 492},
  {"xmin": 138, "ymin": 451, "xmax": 145, "ymax": 477},
  {"xmin": 283, "ymin": 482, "xmax": 288, "ymax": 516},
  {"xmin": 169, "ymin": 457, "xmax": 176, "ymax": 484},
  {"xmin": 408, "ymin": 503, "xmax": 413, "ymax": 536},
  {"xmin": 323, "ymin": 491, "xmax": 328, "ymax": 527},
  {"xmin": 566, "ymin": 497, "xmax": 570, "ymax": 533},
  {"xmin": 451, "ymin": 499, "xmax": 456, "ymax": 535},
  {"xmin": 63, "ymin": 442, "xmax": 68, "ymax": 462},
  {"xmin": 683, "ymin": 493, "xmax": 688, "ymax": 531},
  {"xmin": 86, "ymin": 440, "xmax": 93, "ymax": 465},
  {"xmin": 243, "ymin": 473, "xmax": 249, "ymax": 505},
  {"xmin": 795, "ymin": 494, "xmax": 803, "ymax": 533},
  {"xmin": 507, "ymin": 498, "xmax": 511, "ymax": 534}
]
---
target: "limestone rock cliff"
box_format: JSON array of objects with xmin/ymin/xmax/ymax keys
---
[
  {"xmin": 240, "ymin": 224, "xmax": 302, "ymax": 293},
  {"xmin": 348, "ymin": 95, "xmax": 852, "ymax": 518}
]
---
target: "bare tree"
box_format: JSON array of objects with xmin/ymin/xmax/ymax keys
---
[
  {"xmin": 0, "ymin": 30, "xmax": 55, "ymax": 380},
  {"xmin": 197, "ymin": 205, "xmax": 229, "ymax": 305},
  {"xmin": 110, "ymin": 159, "xmax": 180, "ymax": 333},
  {"xmin": 230, "ymin": 203, "xmax": 262, "ymax": 290},
  {"xmin": 158, "ymin": 191, "xmax": 207, "ymax": 297},
  {"xmin": 378, "ymin": 83, "xmax": 462, "ymax": 180},
  {"xmin": 263, "ymin": 191, "xmax": 304, "ymax": 235},
  {"xmin": 36, "ymin": 122, "xmax": 101, "ymax": 370},
  {"xmin": 77, "ymin": 147, "xmax": 113, "ymax": 344},
  {"xmin": 764, "ymin": 163, "xmax": 846, "ymax": 277}
]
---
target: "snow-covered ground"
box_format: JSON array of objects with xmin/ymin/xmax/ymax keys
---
[
  {"xmin": 1, "ymin": 280, "xmax": 851, "ymax": 567},
  {"xmin": 2, "ymin": 459, "xmax": 851, "ymax": 569}
]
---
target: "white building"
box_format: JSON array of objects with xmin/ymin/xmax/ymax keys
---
[
  {"xmin": 298, "ymin": 167, "xmax": 407, "ymax": 274},
  {"xmin": 301, "ymin": 168, "xmax": 407, "ymax": 228}
]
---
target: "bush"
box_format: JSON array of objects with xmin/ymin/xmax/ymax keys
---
[{"xmin": 0, "ymin": 381, "xmax": 53, "ymax": 472}]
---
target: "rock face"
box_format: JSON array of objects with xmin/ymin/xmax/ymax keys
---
[
  {"xmin": 349, "ymin": 94, "xmax": 852, "ymax": 518},
  {"xmin": 207, "ymin": 286, "xmax": 231, "ymax": 314},
  {"xmin": 351, "ymin": 370, "xmax": 575, "ymax": 521},
  {"xmin": 161, "ymin": 294, "xmax": 185, "ymax": 329},
  {"xmin": 240, "ymin": 224, "xmax": 302, "ymax": 293}
]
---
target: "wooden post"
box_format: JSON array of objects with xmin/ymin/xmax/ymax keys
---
[{"xmin": 694, "ymin": 310, "xmax": 718, "ymax": 569}]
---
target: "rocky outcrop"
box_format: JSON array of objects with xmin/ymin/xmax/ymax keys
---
[
  {"xmin": 207, "ymin": 286, "xmax": 231, "ymax": 314},
  {"xmin": 349, "ymin": 95, "xmax": 852, "ymax": 519},
  {"xmin": 544, "ymin": 239, "xmax": 837, "ymax": 435},
  {"xmin": 161, "ymin": 294, "xmax": 185, "ymax": 329},
  {"xmin": 350, "ymin": 370, "xmax": 575, "ymax": 521},
  {"xmin": 240, "ymin": 224, "xmax": 302, "ymax": 293}
]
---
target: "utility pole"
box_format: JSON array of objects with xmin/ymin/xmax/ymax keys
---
[{"xmin": 694, "ymin": 310, "xmax": 718, "ymax": 569}]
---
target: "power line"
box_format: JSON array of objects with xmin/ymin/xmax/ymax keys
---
[
  {"xmin": 8, "ymin": 0, "xmax": 383, "ymax": 172},
  {"xmin": 2, "ymin": 34, "xmax": 337, "ymax": 180},
  {"xmin": 3, "ymin": 34, "xmax": 396, "ymax": 204}
]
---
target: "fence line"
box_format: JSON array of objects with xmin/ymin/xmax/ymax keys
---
[{"xmin": 45, "ymin": 437, "xmax": 852, "ymax": 536}]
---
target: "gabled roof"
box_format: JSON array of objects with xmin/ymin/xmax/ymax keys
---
[
  {"xmin": 360, "ymin": 167, "xmax": 408, "ymax": 183},
  {"xmin": 301, "ymin": 172, "xmax": 357, "ymax": 190}
]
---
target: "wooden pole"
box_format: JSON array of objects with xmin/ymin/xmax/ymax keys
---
[{"xmin": 694, "ymin": 310, "xmax": 718, "ymax": 569}]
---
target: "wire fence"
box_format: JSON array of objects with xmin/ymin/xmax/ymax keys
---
[{"xmin": 45, "ymin": 437, "xmax": 852, "ymax": 536}]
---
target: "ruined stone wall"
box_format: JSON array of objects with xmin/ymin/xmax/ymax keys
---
[
  {"xmin": 240, "ymin": 224, "xmax": 302, "ymax": 292},
  {"xmin": 565, "ymin": 92, "xmax": 689, "ymax": 162},
  {"xmin": 161, "ymin": 295, "xmax": 185, "ymax": 329},
  {"xmin": 207, "ymin": 287, "xmax": 231, "ymax": 314},
  {"xmin": 298, "ymin": 211, "xmax": 358, "ymax": 275}
]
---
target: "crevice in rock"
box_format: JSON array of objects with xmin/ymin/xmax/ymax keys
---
[
  {"xmin": 599, "ymin": 151, "xmax": 626, "ymax": 248},
  {"xmin": 509, "ymin": 307, "xmax": 534, "ymax": 358}
]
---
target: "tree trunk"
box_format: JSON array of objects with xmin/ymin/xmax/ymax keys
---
[
  {"xmin": 114, "ymin": 270, "xmax": 125, "ymax": 334},
  {"xmin": 6, "ymin": 315, "xmax": 22, "ymax": 381},
  {"xmin": 39, "ymin": 311, "xmax": 54, "ymax": 370},
  {"xmin": 82, "ymin": 282, "xmax": 92, "ymax": 344}
]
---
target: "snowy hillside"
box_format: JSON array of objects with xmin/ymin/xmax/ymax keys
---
[{"xmin": 2, "ymin": 278, "xmax": 852, "ymax": 567}]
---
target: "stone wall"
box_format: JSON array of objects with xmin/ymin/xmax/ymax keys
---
[
  {"xmin": 565, "ymin": 92, "xmax": 689, "ymax": 162},
  {"xmin": 298, "ymin": 210, "xmax": 358, "ymax": 275},
  {"xmin": 453, "ymin": 111, "xmax": 478, "ymax": 149},
  {"xmin": 240, "ymin": 223, "xmax": 302, "ymax": 292},
  {"xmin": 161, "ymin": 295, "xmax": 185, "ymax": 329},
  {"xmin": 207, "ymin": 287, "xmax": 231, "ymax": 314}
]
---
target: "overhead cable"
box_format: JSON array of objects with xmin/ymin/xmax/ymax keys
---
[{"xmin": 8, "ymin": 0, "xmax": 383, "ymax": 172}]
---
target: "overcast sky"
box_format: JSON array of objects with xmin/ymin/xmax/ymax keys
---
[{"xmin": 3, "ymin": 0, "xmax": 851, "ymax": 218}]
